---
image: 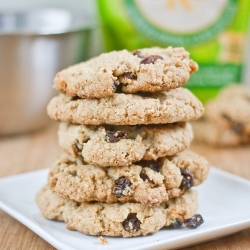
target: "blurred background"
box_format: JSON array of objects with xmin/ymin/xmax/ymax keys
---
[
  {"xmin": 95, "ymin": 0, "xmax": 250, "ymax": 101},
  {"xmin": 0, "ymin": 0, "xmax": 100, "ymax": 135},
  {"xmin": 1, "ymin": 0, "xmax": 250, "ymax": 135}
]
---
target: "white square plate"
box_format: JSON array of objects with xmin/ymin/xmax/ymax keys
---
[{"xmin": 0, "ymin": 167, "xmax": 250, "ymax": 250}]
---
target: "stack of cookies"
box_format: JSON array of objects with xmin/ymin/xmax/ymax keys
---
[
  {"xmin": 193, "ymin": 84, "xmax": 250, "ymax": 147},
  {"xmin": 36, "ymin": 47, "xmax": 210, "ymax": 237}
]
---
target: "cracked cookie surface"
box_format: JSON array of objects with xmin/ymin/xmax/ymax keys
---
[
  {"xmin": 36, "ymin": 185, "xmax": 199, "ymax": 237},
  {"xmin": 58, "ymin": 122, "xmax": 193, "ymax": 167},
  {"xmin": 53, "ymin": 47, "xmax": 198, "ymax": 99},
  {"xmin": 48, "ymin": 151, "xmax": 209, "ymax": 206},
  {"xmin": 47, "ymin": 88, "xmax": 204, "ymax": 125}
]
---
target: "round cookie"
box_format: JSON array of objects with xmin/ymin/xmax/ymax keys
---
[
  {"xmin": 47, "ymin": 88, "xmax": 204, "ymax": 125},
  {"xmin": 192, "ymin": 120, "xmax": 250, "ymax": 147},
  {"xmin": 36, "ymin": 185, "xmax": 201, "ymax": 237},
  {"xmin": 53, "ymin": 46, "xmax": 198, "ymax": 99},
  {"xmin": 58, "ymin": 122, "xmax": 193, "ymax": 167},
  {"xmin": 205, "ymin": 84, "xmax": 250, "ymax": 135},
  {"xmin": 48, "ymin": 151, "xmax": 209, "ymax": 206}
]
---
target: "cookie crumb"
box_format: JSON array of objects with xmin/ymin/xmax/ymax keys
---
[{"xmin": 98, "ymin": 236, "xmax": 108, "ymax": 244}]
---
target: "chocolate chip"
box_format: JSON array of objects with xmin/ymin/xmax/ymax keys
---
[
  {"xmin": 123, "ymin": 213, "xmax": 141, "ymax": 232},
  {"xmin": 106, "ymin": 130, "xmax": 127, "ymax": 143},
  {"xmin": 72, "ymin": 144, "xmax": 82, "ymax": 156},
  {"xmin": 172, "ymin": 218, "xmax": 183, "ymax": 228},
  {"xmin": 119, "ymin": 72, "xmax": 137, "ymax": 80},
  {"xmin": 139, "ymin": 170, "xmax": 153, "ymax": 183},
  {"xmin": 113, "ymin": 176, "xmax": 132, "ymax": 197},
  {"xmin": 184, "ymin": 214, "xmax": 204, "ymax": 229},
  {"xmin": 133, "ymin": 50, "xmax": 144, "ymax": 58},
  {"xmin": 137, "ymin": 159, "xmax": 163, "ymax": 172},
  {"xmin": 140, "ymin": 55, "xmax": 163, "ymax": 65},
  {"xmin": 180, "ymin": 168, "xmax": 194, "ymax": 190}
]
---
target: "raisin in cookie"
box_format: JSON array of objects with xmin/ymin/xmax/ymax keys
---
[
  {"xmin": 192, "ymin": 120, "xmax": 250, "ymax": 147},
  {"xmin": 48, "ymin": 151, "xmax": 209, "ymax": 206},
  {"xmin": 205, "ymin": 84, "xmax": 250, "ymax": 135},
  {"xmin": 36, "ymin": 185, "xmax": 201, "ymax": 237},
  {"xmin": 53, "ymin": 47, "xmax": 198, "ymax": 99},
  {"xmin": 47, "ymin": 88, "xmax": 204, "ymax": 125},
  {"xmin": 58, "ymin": 122, "xmax": 193, "ymax": 167}
]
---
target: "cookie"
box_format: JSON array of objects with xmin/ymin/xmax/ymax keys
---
[
  {"xmin": 205, "ymin": 84, "xmax": 250, "ymax": 135},
  {"xmin": 48, "ymin": 151, "xmax": 209, "ymax": 206},
  {"xmin": 47, "ymin": 88, "xmax": 204, "ymax": 125},
  {"xmin": 220, "ymin": 84, "xmax": 250, "ymax": 98},
  {"xmin": 36, "ymin": 185, "xmax": 201, "ymax": 237},
  {"xmin": 192, "ymin": 120, "xmax": 250, "ymax": 146},
  {"xmin": 58, "ymin": 122, "xmax": 193, "ymax": 167},
  {"xmin": 53, "ymin": 47, "xmax": 198, "ymax": 99}
]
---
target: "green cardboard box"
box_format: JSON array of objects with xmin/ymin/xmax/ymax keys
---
[{"xmin": 97, "ymin": 0, "xmax": 250, "ymax": 102}]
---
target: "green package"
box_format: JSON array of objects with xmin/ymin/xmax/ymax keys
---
[{"xmin": 96, "ymin": 0, "xmax": 250, "ymax": 102}]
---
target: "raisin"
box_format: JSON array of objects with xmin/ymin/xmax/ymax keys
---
[
  {"xmin": 148, "ymin": 159, "xmax": 163, "ymax": 172},
  {"xmin": 114, "ymin": 84, "xmax": 124, "ymax": 93},
  {"xmin": 72, "ymin": 144, "xmax": 82, "ymax": 156},
  {"xmin": 119, "ymin": 72, "xmax": 137, "ymax": 80},
  {"xmin": 140, "ymin": 55, "xmax": 163, "ymax": 64},
  {"xmin": 231, "ymin": 122, "xmax": 244, "ymax": 134},
  {"xmin": 184, "ymin": 214, "xmax": 204, "ymax": 229},
  {"xmin": 133, "ymin": 50, "xmax": 144, "ymax": 58},
  {"xmin": 123, "ymin": 213, "xmax": 141, "ymax": 232},
  {"xmin": 137, "ymin": 159, "xmax": 163, "ymax": 172},
  {"xmin": 180, "ymin": 168, "xmax": 194, "ymax": 190},
  {"xmin": 221, "ymin": 113, "xmax": 245, "ymax": 134},
  {"xmin": 139, "ymin": 170, "xmax": 153, "ymax": 183},
  {"xmin": 71, "ymin": 96, "xmax": 80, "ymax": 101},
  {"xmin": 106, "ymin": 130, "xmax": 127, "ymax": 143},
  {"xmin": 113, "ymin": 176, "xmax": 132, "ymax": 197},
  {"xmin": 172, "ymin": 218, "xmax": 183, "ymax": 228}
]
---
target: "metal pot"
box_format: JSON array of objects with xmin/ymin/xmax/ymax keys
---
[{"xmin": 0, "ymin": 8, "xmax": 96, "ymax": 135}]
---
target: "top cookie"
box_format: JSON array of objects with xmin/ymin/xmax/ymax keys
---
[{"xmin": 53, "ymin": 47, "xmax": 198, "ymax": 99}]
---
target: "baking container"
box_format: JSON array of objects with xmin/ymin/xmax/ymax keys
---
[{"xmin": 0, "ymin": 8, "xmax": 96, "ymax": 135}]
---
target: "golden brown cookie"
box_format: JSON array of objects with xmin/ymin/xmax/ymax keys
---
[
  {"xmin": 58, "ymin": 122, "xmax": 193, "ymax": 167},
  {"xmin": 36, "ymin": 185, "xmax": 203, "ymax": 237},
  {"xmin": 47, "ymin": 88, "xmax": 204, "ymax": 125},
  {"xmin": 48, "ymin": 151, "xmax": 209, "ymax": 206},
  {"xmin": 54, "ymin": 47, "xmax": 198, "ymax": 99}
]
